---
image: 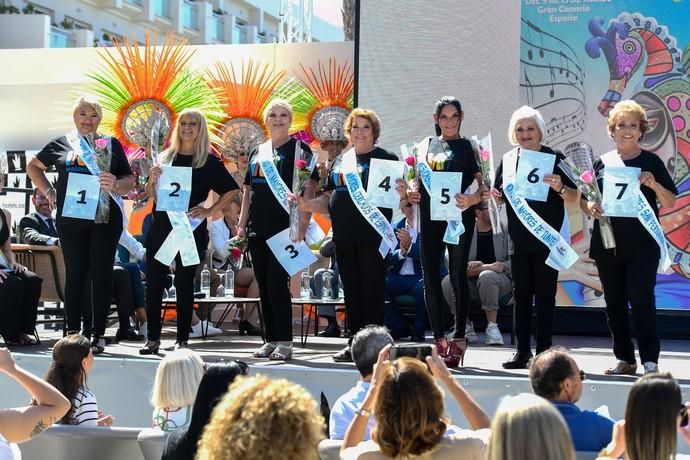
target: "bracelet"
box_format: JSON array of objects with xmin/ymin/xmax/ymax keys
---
[{"xmin": 355, "ymin": 406, "xmax": 373, "ymax": 418}]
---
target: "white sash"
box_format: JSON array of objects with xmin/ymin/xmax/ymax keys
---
[
  {"xmin": 416, "ymin": 137, "xmax": 465, "ymax": 245},
  {"xmin": 342, "ymin": 148, "xmax": 397, "ymax": 257},
  {"xmin": 65, "ymin": 131, "xmax": 127, "ymax": 228},
  {"xmin": 257, "ymin": 140, "xmax": 290, "ymax": 213},
  {"xmin": 600, "ymin": 150, "xmax": 671, "ymax": 273},
  {"xmin": 503, "ymin": 148, "xmax": 577, "ymax": 270}
]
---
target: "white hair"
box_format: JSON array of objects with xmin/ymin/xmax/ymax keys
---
[
  {"xmin": 151, "ymin": 348, "xmax": 205, "ymax": 409},
  {"xmin": 507, "ymin": 105, "xmax": 546, "ymax": 146}
]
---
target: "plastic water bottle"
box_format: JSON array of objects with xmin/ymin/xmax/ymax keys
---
[
  {"xmin": 321, "ymin": 271, "xmax": 332, "ymax": 300},
  {"xmin": 201, "ymin": 264, "xmax": 211, "ymax": 298},
  {"xmin": 224, "ymin": 268, "xmax": 234, "ymax": 297},
  {"xmin": 338, "ymin": 275, "xmax": 344, "ymax": 299},
  {"xmin": 300, "ymin": 271, "xmax": 311, "ymax": 299}
]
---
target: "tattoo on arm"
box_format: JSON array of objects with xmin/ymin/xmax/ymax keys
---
[{"xmin": 29, "ymin": 416, "xmax": 54, "ymax": 438}]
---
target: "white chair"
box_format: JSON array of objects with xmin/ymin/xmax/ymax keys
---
[
  {"xmin": 318, "ymin": 438, "xmax": 343, "ymax": 460},
  {"xmin": 137, "ymin": 427, "xmax": 169, "ymax": 460},
  {"xmin": 19, "ymin": 425, "xmax": 143, "ymax": 460}
]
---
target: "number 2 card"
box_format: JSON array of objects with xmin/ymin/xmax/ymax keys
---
[
  {"xmin": 367, "ymin": 158, "xmax": 404, "ymax": 209},
  {"xmin": 156, "ymin": 165, "xmax": 192, "ymax": 212},
  {"xmin": 515, "ymin": 149, "xmax": 555, "ymax": 202},
  {"xmin": 602, "ymin": 166, "xmax": 640, "ymax": 218},
  {"xmin": 62, "ymin": 172, "xmax": 99, "ymax": 220},
  {"xmin": 266, "ymin": 228, "xmax": 318, "ymax": 276}
]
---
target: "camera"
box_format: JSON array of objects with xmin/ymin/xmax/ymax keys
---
[{"xmin": 389, "ymin": 344, "xmax": 432, "ymax": 362}]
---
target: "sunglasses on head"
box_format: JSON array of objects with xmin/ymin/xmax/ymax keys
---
[
  {"xmin": 578, "ymin": 370, "xmax": 585, "ymax": 381},
  {"xmin": 681, "ymin": 405, "xmax": 689, "ymax": 428}
]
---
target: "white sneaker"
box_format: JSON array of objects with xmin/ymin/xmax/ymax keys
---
[
  {"xmin": 485, "ymin": 322, "xmax": 504, "ymax": 346},
  {"xmin": 190, "ymin": 320, "xmax": 223, "ymax": 338},
  {"xmin": 464, "ymin": 322, "xmax": 477, "ymax": 343},
  {"xmin": 643, "ymin": 361, "xmax": 659, "ymax": 375}
]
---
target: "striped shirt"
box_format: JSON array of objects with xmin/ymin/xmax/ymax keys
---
[{"xmin": 68, "ymin": 387, "xmax": 99, "ymax": 426}]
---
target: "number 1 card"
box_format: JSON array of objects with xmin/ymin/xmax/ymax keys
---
[
  {"xmin": 367, "ymin": 158, "xmax": 404, "ymax": 209},
  {"xmin": 266, "ymin": 228, "xmax": 318, "ymax": 276},
  {"xmin": 156, "ymin": 165, "xmax": 192, "ymax": 212},
  {"xmin": 602, "ymin": 166, "xmax": 640, "ymax": 218},
  {"xmin": 62, "ymin": 172, "xmax": 99, "ymax": 220},
  {"xmin": 515, "ymin": 149, "xmax": 555, "ymax": 202}
]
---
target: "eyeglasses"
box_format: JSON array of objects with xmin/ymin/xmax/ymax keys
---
[
  {"xmin": 578, "ymin": 370, "xmax": 586, "ymax": 381},
  {"xmin": 681, "ymin": 405, "xmax": 689, "ymax": 428}
]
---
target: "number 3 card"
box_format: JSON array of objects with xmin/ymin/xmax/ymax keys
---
[
  {"xmin": 515, "ymin": 149, "xmax": 555, "ymax": 202},
  {"xmin": 430, "ymin": 171, "xmax": 462, "ymax": 221},
  {"xmin": 602, "ymin": 166, "xmax": 640, "ymax": 218},
  {"xmin": 367, "ymin": 158, "xmax": 404, "ymax": 209},
  {"xmin": 156, "ymin": 165, "xmax": 192, "ymax": 212},
  {"xmin": 62, "ymin": 172, "xmax": 99, "ymax": 220},
  {"xmin": 266, "ymin": 228, "xmax": 318, "ymax": 276}
]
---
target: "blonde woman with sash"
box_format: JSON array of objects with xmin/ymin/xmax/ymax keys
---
[
  {"xmin": 140, "ymin": 109, "xmax": 239, "ymax": 354},
  {"xmin": 237, "ymin": 100, "xmax": 313, "ymax": 361},
  {"xmin": 27, "ymin": 96, "xmax": 134, "ymax": 354},
  {"xmin": 581, "ymin": 100, "xmax": 676, "ymax": 376},
  {"xmin": 488, "ymin": 106, "xmax": 578, "ymax": 369}
]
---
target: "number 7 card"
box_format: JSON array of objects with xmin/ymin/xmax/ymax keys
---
[{"xmin": 602, "ymin": 166, "xmax": 640, "ymax": 218}]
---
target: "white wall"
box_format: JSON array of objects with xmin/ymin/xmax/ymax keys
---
[{"xmin": 0, "ymin": 14, "xmax": 50, "ymax": 49}]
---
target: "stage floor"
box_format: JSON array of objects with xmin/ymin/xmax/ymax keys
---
[{"xmin": 29, "ymin": 321, "xmax": 690, "ymax": 384}]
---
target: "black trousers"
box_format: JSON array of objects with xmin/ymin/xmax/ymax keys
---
[
  {"xmin": 58, "ymin": 220, "xmax": 121, "ymax": 336},
  {"xmin": 146, "ymin": 251, "xmax": 199, "ymax": 343},
  {"xmin": 420, "ymin": 217, "xmax": 475, "ymax": 339},
  {"xmin": 82, "ymin": 266, "xmax": 134, "ymax": 333},
  {"xmin": 248, "ymin": 236, "xmax": 292, "ymax": 342},
  {"xmin": 596, "ymin": 257, "xmax": 659, "ymax": 364},
  {"xmin": 333, "ymin": 238, "xmax": 387, "ymax": 335},
  {"xmin": 511, "ymin": 251, "xmax": 558, "ymax": 354},
  {"xmin": 0, "ymin": 270, "xmax": 41, "ymax": 340}
]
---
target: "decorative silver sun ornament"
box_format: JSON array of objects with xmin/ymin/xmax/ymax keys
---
[
  {"xmin": 219, "ymin": 117, "xmax": 266, "ymax": 161},
  {"xmin": 122, "ymin": 99, "xmax": 173, "ymax": 148},
  {"xmin": 311, "ymin": 106, "xmax": 349, "ymax": 142}
]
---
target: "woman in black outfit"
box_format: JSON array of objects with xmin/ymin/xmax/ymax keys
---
[
  {"xmin": 27, "ymin": 96, "xmax": 134, "ymax": 353},
  {"xmin": 581, "ymin": 100, "xmax": 676, "ymax": 376},
  {"xmin": 237, "ymin": 99, "xmax": 313, "ymax": 361},
  {"xmin": 299, "ymin": 108, "xmax": 399, "ymax": 362},
  {"xmin": 140, "ymin": 108, "xmax": 239, "ymax": 354},
  {"xmin": 0, "ymin": 173, "xmax": 42, "ymax": 346},
  {"xmin": 490, "ymin": 105, "xmax": 578, "ymax": 369}
]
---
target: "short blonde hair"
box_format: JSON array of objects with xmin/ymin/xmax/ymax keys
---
[
  {"xmin": 151, "ymin": 348, "xmax": 204, "ymax": 409},
  {"xmin": 344, "ymin": 108, "xmax": 381, "ymax": 144},
  {"xmin": 263, "ymin": 99, "xmax": 293, "ymax": 125},
  {"xmin": 607, "ymin": 99, "xmax": 649, "ymax": 138},
  {"xmin": 196, "ymin": 375, "xmax": 324, "ymax": 460},
  {"xmin": 507, "ymin": 105, "xmax": 546, "ymax": 146},
  {"xmin": 487, "ymin": 393, "xmax": 575, "ymax": 460},
  {"xmin": 72, "ymin": 95, "xmax": 103, "ymax": 121},
  {"xmin": 162, "ymin": 108, "xmax": 210, "ymax": 168}
]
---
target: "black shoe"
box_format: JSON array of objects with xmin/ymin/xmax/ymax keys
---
[
  {"xmin": 390, "ymin": 328, "xmax": 411, "ymax": 341},
  {"xmin": 139, "ymin": 340, "xmax": 160, "ymax": 355},
  {"xmin": 116, "ymin": 327, "xmax": 144, "ymax": 342},
  {"xmin": 165, "ymin": 341, "xmax": 189, "ymax": 351},
  {"xmin": 502, "ymin": 351, "xmax": 533, "ymax": 369},
  {"xmin": 318, "ymin": 322, "xmax": 341, "ymax": 338},
  {"xmin": 332, "ymin": 346, "xmax": 353, "ymax": 362},
  {"xmin": 238, "ymin": 320, "xmax": 262, "ymax": 336},
  {"xmin": 410, "ymin": 333, "xmax": 426, "ymax": 343},
  {"xmin": 90, "ymin": 336, "xmax": 106, "ymax": 355}
]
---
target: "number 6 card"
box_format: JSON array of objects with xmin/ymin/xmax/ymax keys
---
[
  {"xmin": 515, "ymin": 149, "xmax": 555, "ymax": 202},
  {"xmin": 266, "ymin": 228, "xmax": 318, "ymax": 276},
  {"xmin": 367, "ymin": 158, "xmax": 404, "ymax": 209},
  {"xmin": 602, "ymin": 166, "xmax": 640, "ymax": 218},
  {"xmin": 156, "ymin": 165, "xmax": 192, "ymax": 212},
  {"xmin": 430, "ymin": 171, "xmax": 462, "ymax": 221},
  {"xmin": 62, "ymin": 172, "xmax": 99, "ymax": 220}
]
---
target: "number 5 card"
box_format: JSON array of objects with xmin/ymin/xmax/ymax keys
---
[
  {"xmin": 430, "ymin": 171, "xmax": 462, "ymax": 221},
  {"xmin": 515, "ymin": 149, "xmax": 555, "ymax": 202},
  {"xmin": 367, "ymin": 158, "xmax": 404, "ymax": 209},
  {"xmin": 156, "ymin": 165, "xmax": 192, "ymax": 212},
  {"xmin": 266, "ymin": 228, "xmax": 318, "ymax": 276},
  {"xmin": 62, "ymin": 172, "xmax": 99, "ymax": 220},
  {"xmin": 602, "ymin": 166, "xmax": 641, "ymax": 218}
]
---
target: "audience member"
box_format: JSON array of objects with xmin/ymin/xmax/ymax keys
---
[
  {"xmin": 151, "ymin": 348, "xmax": 204, "ymax": 432},
  {"xmin": 341, "ymin": 345, "xmax": 491, "ymax": 459},
  {"xmin": 44, "ymin": 334, "xmax": 113, "ymax": 426},
  {"xmin": 196, "ymin": 375, "xmax": 324, "ymax": 460},
  {"xmin": 18, "ymin": 188, "xmax": 59, "ymax": 246},
  {"xmin": 487, "ymin": 393, "xmax": 575, "ymax": 460},
  {"xmin": 329, "ymin": 326, "xmax": 394, "ymax": 440},
  {"xmin": 162, "ymin": 361, "xmax": 248, "ymax": 460},
  {"xmin": 0, "ymin": 348, "xmax": 70, "ymax": 459},
  {"xmin": 530, "ymin": 348, "xmax": 614, "ymax": 452},
  {"xmin": 598, "ymin": 372, "xmax": 690, "ymax": 459}
]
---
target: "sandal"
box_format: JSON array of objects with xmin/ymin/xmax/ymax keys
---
[
  {"xmin": 445, "ymin": 338, "xmax": 468, "ymax": 368},
  {"xmin": 90, "ymin": 337, "xmax": 106, "ymax": 355},
  {"xmin": 269, "ymin": 343, "xmax": 293, "ymax": 361},
  {"xmin": 252, "ymin": 342, "xmax": 277, "ymax": 358},
  {"xmin": 604, "ymin": 361, "xmax": 637, "ymax": 375}
]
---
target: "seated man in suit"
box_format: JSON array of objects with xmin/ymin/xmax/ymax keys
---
[{"xmin": 19, "ymin": 188, "xmax": 58, "ymax": 245}]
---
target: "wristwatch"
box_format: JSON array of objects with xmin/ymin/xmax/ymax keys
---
[{"xmin": 558, "ymin": 185, "xmax": 566, "ymax": 195}]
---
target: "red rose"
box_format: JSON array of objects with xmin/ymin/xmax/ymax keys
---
[
  {"xmin": 230, "ymin": 247, "xmax": 243, "ymax": 259},
  {"xmin": 295, "ymin": 159, "xmax": 308, "ymax": 169}
]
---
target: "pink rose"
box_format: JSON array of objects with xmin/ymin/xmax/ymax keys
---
[
  {"xmin": 95, "ymin": 137, "xmax": 108, "ymax": 150},
  {"xmin": 295, "ymin": 159, "xmax": 307, "ymax": 170},
  {"xmin": 230, "ymin": 247, "xmax": 243, "ymax": 259},
  {"xmin": 480, "ymin": 148, "xmax": 491, "ymax": 162},
  {"xmin": 580, "ymin": 170, "xmax": 594, "ymax": 184},
  {"xmin": 404, "ymin": 155, "xmax": 416, "ymax": 167}
]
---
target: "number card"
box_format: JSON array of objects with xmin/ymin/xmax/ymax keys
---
[
  {"xmin": 515, "ymin": 149, "xmax": 555, "ymax": 202},
  {"xmin": 62, "ymin": 173, "xmax": 99, "ymax": 220},
  {"xmin": 367, "ymin": 158, "xmax": 404, "ymax": 209},
  {"xmin": 266, "ymin": 228, "xmax": 318, "ymax": 276},
  {"xmin": 602, "ymin": 166, "xmax": 641, "ymax": 218},
  {"xmin": 156, "ymin": 165, "xmax": 192, "ymax": 212},
  {"xmin": 430, "ymin": 171, "xmax": 462, "ymax": 221}
]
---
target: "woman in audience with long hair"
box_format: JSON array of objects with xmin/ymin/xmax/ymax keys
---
[
  {"xmin": 0, "ymin": 348, "xmax": 69, "ymax": 459},
  {"xmin": 44, "ymin": 334, "xmax": 113, "ymax": 426},
  {"xmin": 341, "ymin": 345, "xmax": 491, "ymax": 458},
  {"xmin": 598, "ymin": 372, "xmax": 690, "ymax": 460},
  {"xmin": 162, "ymin": 361, "xmax": 248, "ymax": 460},
  {"xmin": 196, "ymin": 375, "xmax": 323, "ymax": 460},
  {"xmin": 487, "ymin": 393, "xmax": 575, "ymax": 460}
]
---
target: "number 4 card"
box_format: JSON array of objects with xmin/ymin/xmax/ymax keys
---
[
  {"xmin": 367, "ymin": 158, "xmax": 404, "ymax": 209},
  {"xmin": 266, "ymin": 228, "xmax": 318, "ymax": 276},
  {"xmin": 602, "ymin": 166, "xmax": 640, "ymax": 218},
  {"xmin": 156, "ymin": 165, "xmax": 192, "ymax": 212},
  {"xmin": 515, "ymin": 149, "xmax": 555, "ymax": 202}
]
